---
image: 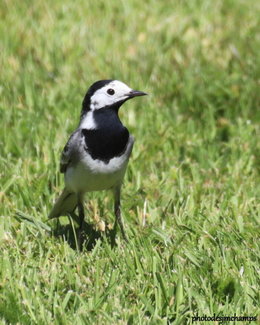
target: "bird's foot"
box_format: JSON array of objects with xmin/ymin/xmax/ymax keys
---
[{"xmin": 77, "ymin": 228, "xmax": 85, "ymax": 251}]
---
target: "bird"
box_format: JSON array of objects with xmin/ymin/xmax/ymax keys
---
[{"xmin": 48, "ymin": 80, "xmax": 147, "ymax": 245}]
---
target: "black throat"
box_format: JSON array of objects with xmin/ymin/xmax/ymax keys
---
[{"xmin": 82, "ymin": 108, "xmax": 129, "ymax": 164}]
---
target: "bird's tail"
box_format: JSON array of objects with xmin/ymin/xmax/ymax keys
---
[{"xmin": 48, "ymin": 188, "xmax": 78, "ymax": 219}]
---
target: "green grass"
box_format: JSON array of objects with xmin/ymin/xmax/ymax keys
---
[{"xmin": 1, "ymin": 0, "xmax": 260, "ymax": 323}]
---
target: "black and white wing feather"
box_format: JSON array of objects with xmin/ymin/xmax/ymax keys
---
[
  {"xmin": 60, "ymin": 130, "xmax": 81, "ymax": 173},
  {"xmin": 49, "ymin": 130, "xmax": 82, "ymax": 219}
]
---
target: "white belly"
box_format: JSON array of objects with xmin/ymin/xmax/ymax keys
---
[{"xmin": 65, "ymin": 153, "xmax": 129, "ymax": 193}]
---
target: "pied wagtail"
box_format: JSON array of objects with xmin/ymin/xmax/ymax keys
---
[{"xmin": 49, "ymin": 80, "xmax": 147, "ymax": 243}]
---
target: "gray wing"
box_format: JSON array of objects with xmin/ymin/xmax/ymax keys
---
[{"xmin": 60, "ymin": 129, "xmax": 82, "ymax": 173}]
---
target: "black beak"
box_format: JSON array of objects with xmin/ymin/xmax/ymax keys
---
[{"xmin": 127, "ymin": 90, "xmax": 148, "ymax": 98}]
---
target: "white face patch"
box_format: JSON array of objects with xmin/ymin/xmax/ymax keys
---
[
  {"xmin": 80, "ymin": 111, "xmax": 96, "ymax": 129},
  {"xmin": 90, "ymin": 80, "xmax": 132, "ymax": 110}
]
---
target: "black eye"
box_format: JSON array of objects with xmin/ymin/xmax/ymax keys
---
[{"xmin": 107, "ymin": 88, "xmax": 115, "ymax": 95}]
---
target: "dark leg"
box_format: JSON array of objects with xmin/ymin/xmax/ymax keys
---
[
  {"xmin": 78, "ymin": 201, "xmax": 85, "ymax": 230},
  {"xmin": 113, "ymin": 187, "xmax": 128, "ymax": 242},
  {"xmin": 77, "ymin": 195, "xmax": 85, "ymax": 249}
]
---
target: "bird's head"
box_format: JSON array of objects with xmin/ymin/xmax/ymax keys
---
[{"xmin": 82, "ymin": 80, "xmax": 147, "ymax": 112}]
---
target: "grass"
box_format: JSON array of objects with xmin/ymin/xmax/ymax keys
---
[{"xmin": 0, "ymin": 0, "xmax": 259, "ymax": 323}]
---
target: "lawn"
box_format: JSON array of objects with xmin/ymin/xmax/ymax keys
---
[{"xmin": 0, "ymin": 0, "xmax": 259, "ymax": 324}]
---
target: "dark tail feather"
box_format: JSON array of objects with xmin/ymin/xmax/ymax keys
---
[{"xmin": 49, "ymin": 188, "xmax": 77, "ymax": 219}]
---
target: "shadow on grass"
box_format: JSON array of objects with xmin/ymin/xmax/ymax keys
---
[
  {"xmin": 14, "ymin": 211, "xmax": 118, "ymax": 251},
  {"xmin": 52, "ymin": 216, "xmax": 118, "ymax": 251}
]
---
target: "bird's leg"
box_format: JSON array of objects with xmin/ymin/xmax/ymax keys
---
[
  {"xmin": 77, "ymin": 194, "xmax": 85, "ymax": 249},
  {"xmin": 113, "ymin": 187, "xmax": 128, "ymax": 242}
]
